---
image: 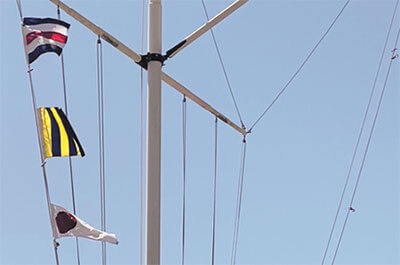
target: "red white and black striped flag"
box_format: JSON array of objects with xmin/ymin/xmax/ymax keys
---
[
  {"xmin": 51, "ymin": 204, "xmax": 118, "ymax": 245},
  {"xmin": 22, "ymin": 17, "xmax": 70, "ymax": 64}
]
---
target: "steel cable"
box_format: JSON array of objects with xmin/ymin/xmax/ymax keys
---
[
  {"xmin": 211, "ymin": 117, "xmax": 218, "ymax": 265},
  {"xmin": 200, "ymin": 0, "xmax": 246, "ymax": 129},
  {"xmin": 181, "ymin": 96, "xmax": 187, "ymax": 265},
  {"xmin": 96, "ymin": 37, "xmax": 107, "ymax": 265},
  {"xmin": 248, "ymin": 0, "xmax": 351, "ymax": 133},
  {"xmin": 57, "ymin": 7, "xmax": 81, "ymax": 265},
  {"xmin": 139, "ymin": 1, "xmax": 147, "ymax": 264},
  {"xmin": 231, "ymin": 137, "xmax": 248, "ymax": 265}
]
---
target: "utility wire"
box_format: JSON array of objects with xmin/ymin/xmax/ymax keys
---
[
  {"xmin": 248, "ymin": 0, "xmax": 350, "ymax": 133},
  {"xmin": 330, "ymin": 27, "xmax": 400, "ymax": 265},
  {"xmin": 57, "ymin": 6, "xmax": 81, "ymax": 265},
  {"xmin": 320, "ymin": 1, "xmax": 399, "ymax": 264},
  {"xmin": 97, "ymin": 37, "xmax": 107, "ymax": 265},
  {"xmin": 231, "ymin": 137, "xmax": 248, "ymax": 265},
  {"xmin": 211, "ymin": 117, "xmax": 218, "ymax": 265},
  {"xmin": 200, "ymin": 0, "xmax": 246, "ymax": 129},
  {"xmin": 181, "ymin": 96, "xmax": 187, "ymax": 265}
]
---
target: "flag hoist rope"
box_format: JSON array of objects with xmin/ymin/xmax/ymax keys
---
[
  {"xmin": 18, "ymin": 5, "xmax": 60, "ymax": 265},
  {"xmin": 330, "ymin": 26, "xmax": 400, "ymax": 265},
  {"xmin": 16, "ymin": 0, "xmax": 22, "ymax": 21},
  {"xmin": 96, "ymin": 37, "xmax": 107, "ymax": 265},
  {"xmin": 320, "ymin": 1, "xmax": 399, "ymax": 264},
  {"xmin": 26, "ymin": 61, "xmax": 61, "ymax": 265},
  {"xmin": 57, "ymin": 5, "xmax": 82, "ymax": 265}
]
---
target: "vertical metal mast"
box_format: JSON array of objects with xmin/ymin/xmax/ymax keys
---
[
  {"xmin": 147, "ymin": 0, "xmax": 162, "ymax": 264},
  {"xmin": 47, "ymin": 2, "xmax": 247, "ymax": 264}
]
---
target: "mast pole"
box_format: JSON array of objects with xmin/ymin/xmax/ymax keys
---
[{"xmin": 147, "ymin": 0, "xmax": 162, "ymax": 264}]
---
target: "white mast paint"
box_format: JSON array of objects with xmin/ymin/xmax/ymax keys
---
[{"xmin": 146, "ymin": 0, "xmax": 162, "ymax": 264}]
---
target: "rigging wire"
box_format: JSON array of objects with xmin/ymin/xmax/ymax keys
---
[
  {"xmin": 330, "ymin": 27, "xmax": 400, "ymax": 265},
  {"xmin": 211, "ymin": 117, "xmax": 218, "ymax": 265},
  {"xmin": 139, "ymin": 1, "xmax": 147, "ymax": 264},
  {"xmin": 231, "ymin": 137, "xmax": 248, "ymax": 265},
  {"xmin": 248, "ymin": 0, "xmax": 351, "ymax": 133},
  {"xmin": 181, "ymin": 96, "xmax": 187, "ymax": 265},
  {"xmin": 15, "ymin": 0, "xmax": 22, "ymax": 22},
  {"xmin": 200, "ymin": 0, "xmax": 246, "ymax": 129},
  {"xmin": 97, "ymin": 36, "xmax": 107, "ymax": 265},
  {"xmin": 139, "ymin": 0, "xmax": 146, "ymax": 264},
  {"xmin": 19, "ymin": 2, "xmax": 59, "ymax": 264},
  {"xmin": 320, "ymin": 1, "xmax": 399, "ymax": 264},
  {"xmin": 57, "ymin": 6, "xmax": 81, "ymax": 265},
  {"xmin": 26, "ymin": 63, "xmax": 61, "ymax": 265}
]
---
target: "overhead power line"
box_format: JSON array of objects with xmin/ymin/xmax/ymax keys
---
[
  {"xmin": 320, "ymin": 1, "xmax": 399, "ymax": 264},
  {"xmin": 330, "ymin": 26, "xmax": 400, "ymax": 265}
]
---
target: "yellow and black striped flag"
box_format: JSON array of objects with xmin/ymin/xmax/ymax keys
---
[{"xmin": 38, "ymin": 107, "xmax": 85, "ymax": 158}]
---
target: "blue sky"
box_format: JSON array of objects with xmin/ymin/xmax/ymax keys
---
[{"xmin": 1, "ymin": 0, "xmax": 399, "ymax": 264}]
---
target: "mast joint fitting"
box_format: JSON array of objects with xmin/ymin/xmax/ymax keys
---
[{"xmin": 137, "ymin": 52, "xmax": 167, "ymax": 70}]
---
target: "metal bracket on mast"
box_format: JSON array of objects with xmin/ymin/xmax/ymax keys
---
[
  {"xmin": 138, "ymin": 38, "xmax": 187, "ymax": 69},
  {"xmin": 137, "ymin": 52, "xmax": 166, "ymax": 70},
  {"xmin": 165, "ymin": 40, "xmax": 187, "ymax": 59},
  {"xmin": 137, "ymin": 39, "xmax": 187, "ymax": 69},
  {"xmin": 49, "ymin": 0, "xmax": 247, "ymax": 136}
]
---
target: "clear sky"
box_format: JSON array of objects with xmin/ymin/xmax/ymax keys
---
[{"xmin": 1, "ymin": 0, "xmax": 399, "ymax": 264}]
